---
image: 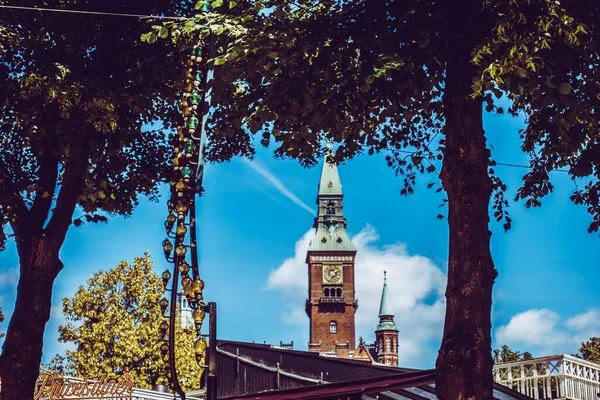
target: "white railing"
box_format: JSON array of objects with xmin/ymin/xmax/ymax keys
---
[{"xmin": 493, "ymin": 354, "xmax": 600, "ymax": 400}]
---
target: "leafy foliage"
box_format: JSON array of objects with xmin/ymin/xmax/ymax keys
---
[
  {"xmin": 41, "ymin": 354, "xmax": 76, "ymax": 377},
  {"xmin": 0, "ymin": 0, "xmax": 201, "ymax": 250},
  {"xmin": 145, "ymin": 2, "xmax": 600, "ymax": 398},
  {"xmin": 57, "ymin": 254, "xmax": 202, "ymax": 391},
  {"xmin": 146, "ymin": 0, "xmax": 600, "ymax": 232},
  {"xmin": 493, "ymin": 345, "xmax": 533, "ymax": 363},
  {"xmin": 576, "ymin": 337, "xmax": 600, "ymax": 364}
]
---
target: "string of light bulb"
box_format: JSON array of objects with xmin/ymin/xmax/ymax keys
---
[{"xmin": 158, "ymin": 2, "xmax": 214, "ymax": 399}]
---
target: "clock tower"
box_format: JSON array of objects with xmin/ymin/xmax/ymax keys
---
[{"xmin": 306, "ymin": 145, "xmax": 358, "ymax": 352}]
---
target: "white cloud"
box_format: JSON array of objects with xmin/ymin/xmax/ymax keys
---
[
  {"xmin": 243, "ymin": 159, "xmax": 315, "ymax": 215},
  {"xmin": 495, "ymin": 308, "xmax": 600, "ymax": 356},
  {"xmin": 566, "ymin": 309, "xmax": 600, "ymax": 332},
  {"xmin": 0, "ymin": 267, "xmax": 18, "ymax": 287},
  {"xmin": 266, "ymin": 224, "xmax": 447, "ymax": 368}
]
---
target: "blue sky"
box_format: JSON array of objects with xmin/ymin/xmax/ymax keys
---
[{"xmin": 0, "ymin": 107, "xmax": 598, "ymax": 369}]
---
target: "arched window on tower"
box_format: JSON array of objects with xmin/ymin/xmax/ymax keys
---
[
  {"xmin": 329, "ymin": 321, "xmax": 337, "ymax": 334},
  {"xmin": 385, "ymin": 337, "xmax": 391, "ymax": 353},
  {"xmin": 324, "ymin": 288, "xmax": 330, "ymax": 297},
  {"xmin": 336, "ymin": 288, "xmax": 342, "ymax": 297},
  {"xmin": 326, "ymin": 201, "xmax": 335, "ymax": 215}
]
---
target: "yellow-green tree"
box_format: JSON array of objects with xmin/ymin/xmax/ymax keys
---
[
  {"xmin": 57, "ymin": 254, "xmax": 202, "ymax": 391},
  {"xmin": 577, "ymin": 338, "xmax": 600, "ymax": 365}
]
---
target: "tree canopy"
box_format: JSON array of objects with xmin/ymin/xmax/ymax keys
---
[
  {"xmin": 0, "ymin": 1, "xmax": 213, "ymax": 398},
  {"xmin": 576, "ymin": 337, "xmax": 600, "ymax": 365},
  {"xmin": 151, "ymin": 0, "xmax": 600, "ymax": 230},
  {"xmin": 493, "ymin": 345, "xmax": 533, "ymax": 364},
  {"xmin": 147, "ymin": 1, "xmax": 600, "ymax": 398},
  {"xmin": 56, "ymin": 254, "xmax": 202, "ymax": 391}
]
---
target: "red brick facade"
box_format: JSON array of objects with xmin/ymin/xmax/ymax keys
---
[{"xmin": 306, "ymin": 257, "xmax": 358, "ymax": 352}]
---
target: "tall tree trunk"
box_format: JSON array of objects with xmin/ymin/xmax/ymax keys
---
[
  {"xmin": 435, "ymin": 48, "xmax": 497, "ymax": 398},
  {"xmin": 0, "ymin": 236, "xmax": 63, "ymax": 400}
]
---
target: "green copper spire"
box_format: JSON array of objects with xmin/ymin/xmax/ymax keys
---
[
  {"xmin": 307, "ymin": 141, "xmax": 356, "ymax": 253},
  {"xmin": 378, "ymin": 271, "xmax": 392, "ymax": 317},
  {"xmin": 318, "ymin": 141, "xmax": 342, "ymax": 196},
  {"xmin": 376, "ymin": 271, "xmax": 398, "ymax": 331}
]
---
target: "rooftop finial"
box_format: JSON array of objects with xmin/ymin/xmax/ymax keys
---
[{"xmin": 384, "ymin": 270, "xmax": 387, "ymax": 284}]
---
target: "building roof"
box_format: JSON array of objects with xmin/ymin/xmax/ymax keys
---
[
  {"xmin": 214, "ymin": 340, "xmax": 529, "ymax": 400},
  {"xmin": 307, "ymin": 224, "xmax": 357, "ymax": 253}
]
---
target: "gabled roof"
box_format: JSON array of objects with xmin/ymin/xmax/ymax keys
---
[{"xmin": 214, "ymin": 340, "xmax": 530, "ymax": 400}]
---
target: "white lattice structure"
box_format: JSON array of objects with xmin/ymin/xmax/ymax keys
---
[{"xmin": 493, "ymin": 354, "xmax": 600, "ymax": 400}]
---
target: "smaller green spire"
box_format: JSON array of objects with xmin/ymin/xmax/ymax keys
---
[
  {"xmin": 378, "ymin": 270, "xmax": 392, "ymax": 317},
  {"xmin": 376, "ymin": 270, "xmax": 398, "ymax": 332}
]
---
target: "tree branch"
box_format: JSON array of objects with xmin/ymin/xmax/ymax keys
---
[
  {"xmin": 45, "ymin": 141, "xmax": 90, "ymax": 247},
  {"xmin": 29, "ymin": 147, "xmax": 59, "ymax": 232},
  {"xmin": 0, "ymin": 159, "xmax": 29, "ymax": 237}
]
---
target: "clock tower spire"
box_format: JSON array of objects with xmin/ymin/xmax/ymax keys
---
[{"xmin": 306, "ymin": 144, "xmax": 358, "ymax": 353}]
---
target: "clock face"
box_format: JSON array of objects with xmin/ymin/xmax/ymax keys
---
[{"xmin": 323, "ymin": 265, "xmax": 343, "ymax": 284}]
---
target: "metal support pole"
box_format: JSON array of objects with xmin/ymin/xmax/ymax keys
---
[{"xmin": 207, "ymin": 302, "xmax": 217, "ymax": 400}]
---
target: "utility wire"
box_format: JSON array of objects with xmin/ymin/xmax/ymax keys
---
[{"xmin": 0, "ymin": 4, "xmax": 192, "ymax": 20}]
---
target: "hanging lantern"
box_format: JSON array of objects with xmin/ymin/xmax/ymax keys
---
[
  {"xmin": 159, "ymin": 321, "xmax": 168, "ymax": 339},
  {"xmin": 176, "ymin": 224, "xmax": 188, "ymax": 236},
  {"xmin": 193, "ymin": 307, "xmax": 206, "ymax": 331},
  {"xmin": 191, "ymin": 277, "xmax": 205, "ymax": 296},
  {"xmin": 162, "ymin": 269, "xmax": 172, "ymax": 288},
  {"xmin": 187, "ymin": 116, "xmax": 199, "ymax": 129},
  {"xmin": 179, "ymin": 261, "xmax": 191, "ymax": 274},
  {"xmin": 160, "ymin": 343, "xmax": 169, "ymax": 355},
  {"xmin": 160, "ymin": 298, "xmax": 169, "ymax": 316},
  {"xmin": 189, "ymin": 92, "xmax": 201, "ymax": 105},
  {"xmin": 176, "ymin": 203, "xmax": 189, "ymax": 215},
  {"xmin": 162, "ymin": 239, "xmax": 173, "ymax": 256},
  {"xmin": 165, "ymin": 214, "xmax": 177, "ymax": 232},
  {"xmin": 182, "ymin": 276, "xmax": 192, "ymax": 290},
  {"xmin": 184, "ymin": 140, "xmax": 196, "ymax": 153},
  {"xmin": 181, "ymin": 166, "xmax": 194, "ymax": 179},
  {"xmin": 175, "ymin": 245, "xmax": 187, "ymax": 257},
  {"xmin": 194, "ymin": 337, "xmax": 208, "ymax": 355}
]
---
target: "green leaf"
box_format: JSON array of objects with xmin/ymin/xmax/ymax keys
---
[
  {"xmin": 514, "ymin": 67, "xmax": 527, "ymax": 78},
  {"xmin": 213, "ymin": 56, "xmax": 227, "ymax": 66},
  {"xmin": 229, "ymin": 1, "xmax": 238, "ymax": 8},
  {"xmin": 212, "ymin": 0, "xmax": 224, "ymax": 8},
  {"xmin": 147, "ymin": 32, "xmax": 158, "ymax": 44},
  {"xmin": 559, "ymin": 82, "xmax": 572, "ymax": 95},
  {"xmin": 159, "ymin": 27, "xmax": 169, "ymax": 39},
  {"xmin": 195, "ymin": 1, "xmax": 206, "ymax": 10}
]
